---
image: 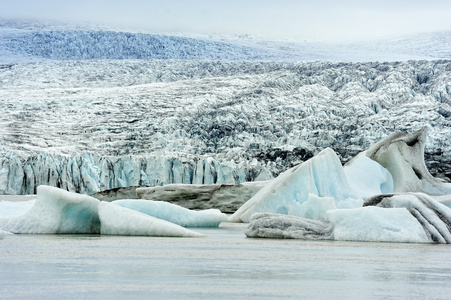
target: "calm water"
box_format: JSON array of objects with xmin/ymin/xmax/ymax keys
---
[{"xmin": 1, "ymin": 223, "xmax": 451, "ymax": 299}]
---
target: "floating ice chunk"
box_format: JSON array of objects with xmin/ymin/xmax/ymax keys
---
[
  {"xmin": 364, "ymin": 193, "xmax": 451, "ymax": 243},
  {"xmin": 343, "ymin": 151, "xmax": 393, "ymax": 199},
  {"xmin": 327, "ymin": 207, "xmax": 431, "ymax": 243},
  {"xmin": 367, "ymin": 128, "xmax": 451, "ymax": 196},
  {"xmin": 98, "ymin": 202, "xmax": 204, "ymax": 237},
  {"xmin": 113, "ymin": 199, "xmax": 228, "ymax": 227},
  {"xmin": 247, "ymin": 193, "xmax": 451, "ymax": 243},
  {"xmin": 245, "ymin": 213, "xmax": 334, "ymax": 239},
  {"xmin": 229, "ymin": 148, "xmax": 361, "ymax": 222},
  {"xmin": 0, "ymin": 186, "xmax": 100, "ymax": 234}
]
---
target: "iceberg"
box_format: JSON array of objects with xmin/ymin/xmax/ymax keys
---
[
  {"xmin": 367, "ymin": 128, "xmax": 451, "ymax": 196},
  {"xmin": 113, "ymin": 199, "xmax": 228, "ymax": 227},
  {"xmin": 364, "ymin": 193, "xmax": 451, "ymax": 243},
  {"xmin": 327, "ymin": 206, "xmax": 430, "ymax": 243},
  {"xmin": 229, "ymin": 148, "xmax": 363, "ymax": 223},
  {"xmin": 246, "ymin": 193, "xmax": 451, "ymax": 243},
  {"xmin": 0, "ymin": 198, "xmax": 36, "ymax": 219},
  {"xmin": 98, "ymin": 202, "xmax": 204, "ymax": 237},
  {"xmin": 0, "ymin": 185, "xmax": 100, "ymax": 234}
]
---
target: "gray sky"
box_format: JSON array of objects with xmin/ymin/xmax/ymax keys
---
[{"xmin": 1, "ymin": 0, "xmax": 451, "ymax": 41}]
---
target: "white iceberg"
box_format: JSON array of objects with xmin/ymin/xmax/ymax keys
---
[
  {"xmin": 113, "ymin": 199, "xmax": 228, "ymax": 227},
  {"xmin": 246, "ymin": 193, "xmax": 451, "ymax": 243},
  {"xmin": 98, "ymin": 202, "xmax": 204, "ymax": 237},
  {"xmin": 364, "ymin": 193, "xmax": 451, "ymax": 243},
  {"xmin": 229, "ymin": 148, "xmax": 363, "ymax": 223},
  {"xmin": 367, "ymin": 127, "xmax": 451, "ymax": 196},
  {"xmin": 327, "ymin": 206, "xmax": 430, "ymax": 243},
  {"xmin": 0, "ymin": 185, "xmax": 100, "ymax": 234}
]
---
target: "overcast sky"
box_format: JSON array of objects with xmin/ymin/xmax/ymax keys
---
[{"xmin": 1, "ymin": 0, "xmax": 451, "ymax": 41}]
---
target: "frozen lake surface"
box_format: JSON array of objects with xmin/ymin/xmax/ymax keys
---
[{"xmin": 1, "ymin": 222, "xmax": 451, "ymax": 299}]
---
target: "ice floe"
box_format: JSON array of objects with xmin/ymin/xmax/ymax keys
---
[
  {"xmin": 113, "ymin": 199, "xmax": 227, "ymax": 227},
  {"xmin": 0, "ymin": 185, "xmax": 100, "ymax": 234},
  {"xmin": 229, "ymin": 148, "xmax": 365, "ymax": 223},
  {"xmin": 98, "ymin": 202, "xmax": 204, "ymax": 237}
]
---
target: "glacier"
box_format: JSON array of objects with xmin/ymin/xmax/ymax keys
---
[
  {"xmin": 112, "ymin": 199, "xmax": 228, "ymax": 227},
  {"xmin": 1, "ymin": 58, "xmax": 451, "ymax": 195}
]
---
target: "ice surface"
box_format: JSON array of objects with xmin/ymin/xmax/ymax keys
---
[
  {"xmin": 229, "ymin": 148, "xmax": 362, "ymax": 222},
  {"xmin": 0, "ymin": 199, "xmax": 35, "ymax": 219},
  {"xmin": 364, "ymin": 193, "xmax": 451, "ymax": 243},
  {"xmin": 343, "ymin": 151, "xmax": 394, "ymax": 199},
  {"xmin": 0, "ymin": 186, "xmax": 100, "ymax": 234},
  {"xmin": 327, "ymin": 207, "xmax": 431, "ymax": 243},
  {"xmin": 367, "ymin": 128, "xmax": 451, "ymax": 196},
  {"xmin": 98, "ymin": 202, "xmax": 204, "ymax": 237},
  {"xmin": 112, "ymin": 199, "xmax": 227, "ymax": 227}
]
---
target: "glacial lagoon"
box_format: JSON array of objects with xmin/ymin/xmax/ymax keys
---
[{"xmin": 1, "ymin": 223, "xmax": 451, "ymax": 299}]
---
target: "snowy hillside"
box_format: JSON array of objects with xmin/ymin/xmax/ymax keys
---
[{"xmin": 0, "ymin": 21, "xmax": 450, "ymax": 195}]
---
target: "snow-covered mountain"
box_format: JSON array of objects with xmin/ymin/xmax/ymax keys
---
[{"xmin": 1, "ymin": 21, "xmax": 450, "ymax": 195}]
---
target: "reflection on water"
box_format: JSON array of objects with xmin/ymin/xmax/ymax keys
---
[{"xmin": 1, "ymin": 223, "xmax": 451, "ymax": 299}]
